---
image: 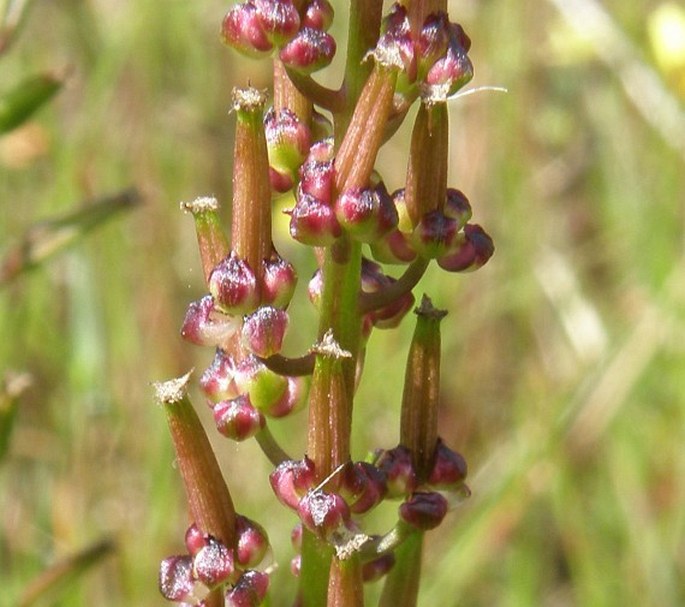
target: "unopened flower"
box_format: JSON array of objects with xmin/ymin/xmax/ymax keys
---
[
  {"xmin": 261, "ymin": 252, "xmax": 297, "ymax": 309},
  {"xmin": 399, "ymin": 491, "xmax": 448, "ymax": 530},
  {"xmin": 209, "ymin": 253, "xmax": 260, "ymax": 316},
  {"xmin": 279, "ymin": 27, "xmax": 336, "ymax": 74},
  {"xmin": 180, "ymin": 295, "xmax": 239, "ymax": 348},
  {"xmin": 193, "ymin": 536, "xmax": 235, "ymax": 588},
  {"xmin": 213, "ymin": 394, "xmax": 265, "ymax": 441},
  {"xmin": 235, "ymin": 514, "xmax": 270, "ymax": 568},
  {"xmin": 269, "ymin": 457, "xmax": 317, "ymax": 510},
  {"xmin": 241, "ymin": 306, "xmax": 289, "ymax": 358},
  {"xmin": 159, "ymin": 555, "xmax": 195, "ymax": 602},
  {"xmin": 225, "ymin": 569, "xmax": 270, "ymax": 607},
  {"xmin": 302, "ymin": 0, "xmax": 334, "ymax": 31},
  {"xmin": 265, "ymin": 107, "xmax": 311, "ymax": 193},
  {"xmin": 437, "ymin": 223, "xmax": 494, "ymax": 272},
  {"xmin": 375, "ymin": 445, "xmax": 418, "ymax": 499},
  {"xmin": 297, "ymin": 489, "xmax": 352, "ymax": 543},
  {"xmin": 200, "ymin": 349, "xmax": 237, "ymax": 403}
]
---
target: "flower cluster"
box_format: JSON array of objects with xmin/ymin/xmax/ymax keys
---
[{"xmin": 157, "ymin": 2, "xmax": 495, "ymax": 605}]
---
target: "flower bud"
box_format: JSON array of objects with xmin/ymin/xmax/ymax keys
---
[
  {"xmin": 370, "ymin": 228, "xmax": 417, "ymax": 265},
  {"xmin": 303, "ymin": 0, "xmax": 334, "ymax": 31},
  {"xmin": 193, "ymin": 536, "xmax": 235, "ymax": 588},
  {"xmin": 299, "ymin": 138, "xmax": 336, "ymax": 203},
  {"xmin": 297, "ymin": 489, "xmax": 351, "ymax": 542},
  {"xmin": 241, "ymin": 306, "xmax": 289, "ymax": 358},
  {"xmin": 362, "ymin": 553, "xmax": 395, "ymax": 583},
  {"xmin": 375, "ymin": 445, "xmax": 418, "ymax": 499},
  {"xmin": 279, "ymin": 27, "xmax": 336, "ymax": 74},
  {"xmin": 444, "ymin": 188, "xmax": 472, "ymax": 228},
  {"xmin": 422, "ymin": 23, "xmax": 473, "ymax": 102},
  {"xmin": 427, "ymin": 439, "xmax": 468, "ymax": 489},
  {"xmin": 335, "ymin": 180, "xmax": 398, "ymax": 243},
  {"xmin": 225, "ymin": 570, "xmax": 270, "ymax": 607},
  {"xmin": 185, "ymin": 523, "xmax": 207, "ymax": 557},
  {"xmin": 416, "ymin": 12, "xmax": 451, "ymax": 81},
  {"xmin": 235, "ymin": 514, "xmax": 270, "ymax": 568},
  {"xmin": 159, "ymin": 555, "xmax": 195, "ymax": 602},
  {"xmin": 221, "ymin": 3, "xmax": 273, "ymax": 58},
  {"xmin": 261, "ymin": 252, "xmax": 297, "ymax": 309},
  {"xmin": 374, "ymin": 3, "xmax": 414, "ymax": 76},
  {"xmin": 209, "ymin": 253, "xmax": 260, "ymax": 316},
  {"xmin": 266, "ymin": 375, "xmax": 309, "ymax": 418},
  {"xmin": 233, "ymin": 356, "xmax": 289, "ymax": 414},
  {"xmin": 288, "ymin": 192, "xmax": 342, "ymax": 246},
  {"xmin": 200, "ymin": 349, "xmax": 238, "ymax": 403},
  {"xmin": 398, "ymin": 491, "xmax": 448, "ymax": 530},
  {"xmin": 180, "ymin": 295, "xmax": 240, "ymax": 348},
  {"xmin": 213, "ymin": 395, "xmax": 265, "ymax": 441},
  {"xmin": 253, "ymin": 0, "xmax": 300, "ymax": 47},
  {"xmin": 265, "ymin": 107, "xmax": 311, "ymax": 193},
  {"xmin": 437, "ymin": 223, "xmax": 494, "ymax": 272},
  {"xmin": 269, "ymin": 457, "xmax": 317, "ymax": 510},
  {"xmin": 339, "ymin": 461, "xmax": 387, "ymax": 514},
  {"xmin": 412, "ymin": 209, "xmax": 458, "ymax": 259}
]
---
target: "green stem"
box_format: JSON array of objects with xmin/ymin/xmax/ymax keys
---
[{"xmin": 378, "ymin": 531, "xmax": 424, "ymax": 607}]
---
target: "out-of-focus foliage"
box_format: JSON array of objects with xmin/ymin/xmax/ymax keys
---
[{"xmin": 1, "ymin": 1, "xmax": 684, "ymax": 605}]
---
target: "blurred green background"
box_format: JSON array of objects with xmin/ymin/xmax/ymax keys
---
[{"xmin": 1, "ymin": 0, "xmax": 684, "ymax": 605}]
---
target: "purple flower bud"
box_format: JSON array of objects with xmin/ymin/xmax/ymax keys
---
[
  {"xmin": 159, "ymin": 555, "xmax": 195, "ymax": 601},
  {"xmin": 261, "ymin": 252, "xmax": 297, "ymax": 309},
  {"xmin": 266, "ymin": 375, "xmax": 308, "ymax": 418},
  {"xmin": 225, "ymin": 570, "xmax": 270, "ymax": 607},
  {"xmin": 375, "ymin": 445, "xmax": 418, "ymax": 499},
  {"xmin": 444, "ymin": 188, "xmax": 472, "ymax": 229},
  {"xmin": 299, "ymin": 138, "xmax": 335, "ymax": 202},
  {"xmin": 213, "ymin": 394, "xmax": 265, "ymax": 441},
  {"xmin": 297, "ymin": 489, "xmax": 351, "ymax": 542},
  {"xmin": 290, "ymin": 522, "xmax": 303, "ymax": 550},
  {"xmin": 180, "ymin": 295, "xmax": 240, "ymax": 348},
  {"xmin": 412, "ymin": 209, "xmax": 458, "ymax": 259},
  {"xmin": 269, "ymin": 457, "xmax": 316, "ymax": 510},
  {"xmin": 253, "ymin": 0, "xmax": 300, "ymax": 47},
  {"xmin": 416, "ymin": 12, "xmax": 451, "ymax": 79},
  {"xmin": 427, "ymin": 439, "xmax": 468, "ymax": 490},
  {"xmin": 336, "ymin": 180, "xmax": 398, "ymax": 243},
  {"xmin": 288, "ymin": 192, "xmax": 341, "ymax": 246},
  {"xmin": 303, "ymin": 0, "xmax": 334, "ymax": 31},
  {"xmin": 340, "ymin": 461, "xmax": 387, "ymax": 514},
  {"xmin": 200, "ymin": 349, "xmax": 238, "ymax": 402},
  {"xmin": 265, "ymin": 107, "xmax": 311, "ymax": 194},
  {"xmin": 193, "ymin": 536, "xmax": 235, "ymax": 588},
  {"xmin": 221, "ymin": 3, "xmax": 274, "ymax": 58},
  {"xmin": 241, "ymin": 306, "xmax": 289, "ymax": 358},
  {"xmin": 279, "ymin": 27, "xmax": 336, "ymax": 74},
  {"xmin": 185, "ymin": 523, "xmax": 207, "ymax": 557},
  {"xmin": 437, "ymin": 223, "xmax": 494, "ymax": 272},
  {"xmin": 269, "ymin": 167, "xmax": 295, "ymax": 193},
  {"xmin": 362, "ymin": 553, "xmax": 395, "ymax": 583},
  {"xmin": 375, "ymin": 3, "xmax": 414, "ymax": 76},
  {"xmin": 399, "ymin": 491, "xmax": 448, "ymax": 530},
  {"xmin": 209, "ymin": 252, "xmax": 260, "ymax": 316},
  {"xmin": 423, "ymin": 24, "xmax": 473, "ymax": 101},
  {"xmin": 233, "ymin": 356, "xmax": 289, "ymax": 414},
  {"xmin": 235, "ymin": 514, "xmax": 270, "ymax": 568}
]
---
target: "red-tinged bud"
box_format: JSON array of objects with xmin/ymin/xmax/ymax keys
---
[
  {"xmin": 307, "ymin": 268, "xmax": 323, "ymax": 308},
  {"xmin": 193, "ymin": 536, "xmax": 235, "ymax": 588},
  {"xmin": 336, "ymin": 181, "xmax": 398, "ymax": 243},
  {"xmin": 185, "ymin": 523, "xmax": 207, "ymax": 557},
  {"xmin": 221, "ymin": 3, "xmax": 274, "ymax": 58},
  {"xmin": 427, "ymin": 439, "xmax": 468, "ymax": 490},
  {"xmin": 269, "ymin": 457, "xmax": 317, "ymax": 510},
  {"xmin": 340, "ymin": 461, "xmax": 387, "ymax": 514},
  {"xmin": 290, "ymin": 522, "xmax": 303, "ymax": 550},
  {"xmin": 225, "ymin": 570, "xmax": 270, "ymax": 607},
  {"xmin": 290, "ymin": 554, "xmax": 301, "ymax": 576},
  {"xmin": 261, "ymin": 252, "xmax": 297, "ymax": 308},
  {"xmin": 265, "ymin": 107, "xmax": 311, "ymax": 194},
  {"xmin": 266, "ymin": 375, "xmax": 309, "ymax": 418},
  {"xmin": 242, "ymin": 306, "xmax": 289, "ymax": 358},
  {"xmin": 253, "ymin": 0, "xmax": 300, "ymax": 47},
  {"xmin": 437, "ymin": 223, "xmax": 494, "ymax": 272},
  {"xmin": 200, "ymin": 349, "xmax": 238, "ymax": 403},
  {"xmin": 422, "ymin": 24, "xmax": 473, "ymax": 102},
  {"xmin": 213, "ymin": 394, "xmax": 265, "ymax": 441},
  {"xmin": 303, "ymin": 0, "xmax": 334, "ymax": 31},
  {"xmin": 372, "ymin": 289, "xmax": 415, "ymax": 330},
  {"xmin": 370, "ymin": 228, "xmax": 417, "ymax": 265},
  {"xmin": 269, "ymin": 167, "xmax": 295, "ymax": 192},
  {"xmin": 180, "ymin": 295, "xmax": 240, "ymax": 348},
  {"xmin": 412, "ymin": 209, "xmax": 458, "ymax": 259},
  {"xmin": 159, "ymin": 555, "xmax": 195, "ymax": 602},
  {"xmin": 235, "ymin": 514, "xmax": 270, "ymax": 568},
  {"xmin": 362, "ymin": 553, "xmax": 395, "ymax": 583},
  {"xmin": 299, "ymin": 138, "xmax": 335, "ymax": 203},
  {"xmin": 297, "ymin": 489, "xmax": 351, "ymax": 542},
  {"xmin": 416, "ymin": 12, "xmax": 451, "ymax": 81},
  {"xmin": 375, "ymin": 3, "xmax": 415, "ymax": 77},
  {"xmin": 444, "ymin": 188, "xmax": 472, "ymax": 228},
  {"xmin": 375, "ymin": 445, "xmax": 418, "ymax": 499},
  {"xmin": 288, "ymin": 192, "xmax": 342, "ymax": 246},
  {"xmin": 233, "ymin": 356, "xmax": 289, "ymax": 414},
  {"xmin": 279, "ymin": 27, "xmax": 336, "ymax": 74},
  {"xmin": 209, "ymin": 253, "xmax": 260, "ymax": 315},
  {"xmin": 399, "ymin": 491, "xmax": 448, "ymax": 530}
]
